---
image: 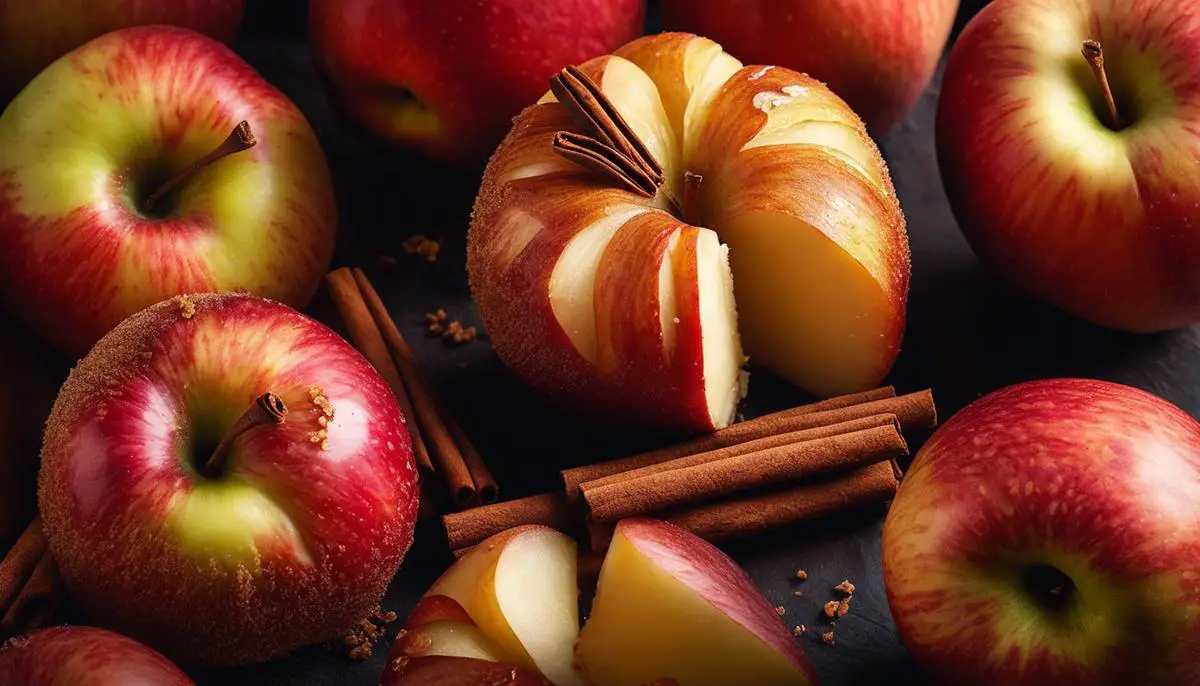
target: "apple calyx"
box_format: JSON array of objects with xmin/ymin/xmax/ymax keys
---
[
  {"xmin": 201, "ymin": 391, "xmax": 287, "ymax": 478},
  {"xmin": 1081, "ymin": 40, "xmax": 1123, "ymax": 130},
  {"xmin": 143, "ymin": 120, "xmax": 258, "ymax": 213},
  {"xmin": 1021, "ymin": 564, "xmax": 1076, "ymax": 615}
]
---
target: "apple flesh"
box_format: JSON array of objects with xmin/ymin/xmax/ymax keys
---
[
  {"xmin": 37, "ymin": 293, "xmax": 420, "ymax": 667},
  {"xmin": 308, "ymin": 0, "xmax": 643, "ymax": 162},
  {"xmin": 661, "ymin": 0, "xmax": 959, "ymax": 136},
  {"xmin": 0, "ymin": 0, "xmax": 244, "ymax": 103},
  {"xmin": 469, "ymin": 32, "xmax": 908, "ymax": 430},
  {"xmin": 576, "ymin": 518, "xmax": 819, "ymax": 686},
  {"xmin": 883, "ymin": 379, "xmax": 1200, "ymax": 685},
  {"xmin": 0, "ymin": 26, "xmax": 337, "ymax": 355},
  {"xmin": 937, "ymin": 0, "xmax": 1200, "ymax": 331},
  {"xmin": 0, "ymin": 626, "xmax": 193, "ymax": 686}
]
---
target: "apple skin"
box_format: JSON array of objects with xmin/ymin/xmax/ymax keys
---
[
  {"xmin": 308, "ymin": 0, "xmax": 643, "ymax": 162},
  {"xmin": 0, "ymin": 626, "xmax": 193, "ymax": 686},
  {"xmin": 0, "ymin": 26, "xmax": 337, "ymax": 355},
  {"xmin": 661, "ymin": 0, "xmax": 958, "ymax": 136},
  {"xmin": 0, "ymin": 0, "xmax": 244, "ymax": 104},
  {"xmin": 381, "ymin": 655, "xmax": 552, "ymax": 686},
  {"xmin": 883, "ymin": 379, "xmax": 1200, "ymax": 686},
  {"xmin": 37, "ymin": 293, "xmax": 420, "ymax": 667},
  {"xmin": 937, "ymin": 0, "xmax": 1200, "ymax": 332}
]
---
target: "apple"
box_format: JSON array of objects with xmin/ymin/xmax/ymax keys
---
[
  {"xmin": 0, "ymin": 0, "xmax": 244, "ymax": 104},
  {"xmin": 937, "ymin": 0, "xmax": 1200, "ymax": 332},
  {"xmin": 0, "ymin": 26, "xmax": 337, "ymax": 355},
  {"xmin": 37, "ymin": 292, "xmax": 420, "ymax": 667},
  {"xmin": 308, "ymin": 0, "xmax": 644, "ymax": 162},
  {"xmin": 883, "ymin": 379, "xmax": 1200, "ymax": 686},
  {"xmin": 469, "ymin": 32, "xmax": 908, "ymax": 430},
  {"xmin": 661, "ymin": 0, "xmax": 959, "ymax": 137},
  {"xmin": 0, "ymin": 626, "xmax": 193, "ymax": 686},
  {"xmin": 389, "ymin": 520, "xmax": 819, "ymax": 686}
]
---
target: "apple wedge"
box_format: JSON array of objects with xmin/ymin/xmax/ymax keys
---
[{"xmin": 576, "ymin": 518, "xmax": 818, "ymax": 686}]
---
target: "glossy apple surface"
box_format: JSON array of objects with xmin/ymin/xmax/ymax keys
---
[
  {"xmin": 0, "ymin": 26, "xmax": 337, "ymax": 355},
  {"xmin": 308, "ymin": 0, "xmax": 643, "ymax": 162},
  {"xmin": 662, "ymin": 0, "xmax": 958, "ymax": 136},
  {"xmin": 884, "ymin": 379, "xmax": 1200, "ymax": 686},
  {"xmin": 0, "ymin": 0, "xmax": 244, "ymax": 103},
  {"xmin": 38, "ymin": 293, "xmax": 419, "ymax": 667},
  {"xmin": 938, "ymin": 0, "xmax": 1200, "ymax": 331},
  {"xmin": 0, "ymin": 626, "xmax": 193, "ymax": 686}
]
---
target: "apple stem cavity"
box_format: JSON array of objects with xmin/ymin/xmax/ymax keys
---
[
  {"xmin": 1081, "ymin": 40, "xmax": 1122, "ymax": 130},
  {"xmin": 682, "ymin": 171, "xmax": 704, "ymax": 226},
  {"xmin": 143, "ymin": 120, "xmax": 258, "ymax": 214},
  {"xmin": 202, "ymin": 391, "xmax": 287, "ymax": 478}
]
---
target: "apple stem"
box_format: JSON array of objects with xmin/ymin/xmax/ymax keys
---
[
  {"xmin": 1081, "ymin": 40, "xmax": 1122, "ymax": 129},
  {"xmin": 682, "ymin": 171, "xmax": 704, "ymax": 226},
  {"xmin": 202, "ymin": 392, "xmax": 287, "ymax": 478},
  {"xmin": 143, "ymin": 120, "xmax": 257, "ymax": 214}
]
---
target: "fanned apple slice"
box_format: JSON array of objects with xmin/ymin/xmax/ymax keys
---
[{"xmin": 575, "ymin": 519, "xmax": 818, "ymax": 686}]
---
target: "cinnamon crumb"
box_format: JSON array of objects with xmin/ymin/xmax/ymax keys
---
[
  {"xmin": 176, "ymin": 295, "xmax": 196, "ymax": 319},
  {"xmin": 823, "ymin": 600, "xmax": 840, "ymax": 620},
  {"xmin": 836, "ymin": 598, "xmax": 851, "ymax": 618},
  {"xmin": 388, "ymin": 655, "xmax": 411, "ymax": 675},
  {"xmin": 821, "ymin": 631, "xmax": 835, "ymax": 646},
  {"xmin": 793, "ymin": 625, "xmax": 806, "ymax": 637},
  {"xmin": 425, "ymin": 309, "xmax": 477, "ymax": 345},
  {"xmin": 834, "ymin": 580, "xmax": 856, "ymax": 596},
  {"xmin": 792, "ymin": 590, "xmax": 803, "ymax": 598},
  {"xmin": 379, "ymin": 254, "xmax": 398, "ymax": 267},
  {"xmin": 333, "ymin": 605, "xmax": 398, "ymax": 662},
  {"xmin": 402, "ymin": 234, "xmax": 441, "ymax": 262},
  {"xmin": 401, "ymin": 631, "xmax": 432, "ymax": 656},
  {"xmin": 775, "ymin": 605, "xmax": 786, "ymax": 616},
  {"xmin": 795, "ymin": 569, "xmax": 808, "ymax": 581}
]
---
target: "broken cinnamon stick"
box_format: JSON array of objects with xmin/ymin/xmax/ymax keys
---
[
  {"xmin": 581, "ymin": 422, "xmax": 908, "ymax": 522},
  {"xmin": 562, "ymin": 388, "xmax": 933, "ymax": 501},
  {"xmin": 588, "ymin": 460, "xmax": 902, "ymax": 552},
  {"xmin": 0, "ymin": 518, "xmax": 46, "ymax": 613},
  {"xmin": 1, "ymin": 551, "xmax": 64, "ymax": 637},
  {"xmin": 443, "ymin": 493, "xmax": 574, "ymax": 550},
  {"xmin": 326, "ymin": 268, "xmax": 437, "ymax": 477},
  {"xmin": 351, "ymin": 268, "xmax": 498, "ymax": 506}
]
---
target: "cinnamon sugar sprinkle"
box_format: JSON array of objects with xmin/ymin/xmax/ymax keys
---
[
  {"xmin": 307, "ymin": 386, "xmax": 335, "ymax": 450},
  {"xmin": 775, "ymin": 605, "xmax": 786, "ymax": 616},
  {"xmin": 402, "ymin": 234, "xmax": 441, "ymax": 262},
  {"xmin": 835, "ymin": 580, "xmax": 856, "ymax": 596},
  {"xmin": 821, "ymin": 631, "xmax": 835, "ymax": 646},
  {"xmin": 336, "ymin": 606, "xmax": 397, "ymax": 661},
  {"xmin": 794, "ymin": 569, "xmax": 808, "ymax": 581},
  {"xmin": 822, "ymin": 600, "xmax": 840, "ymax": 620},
  {"xmin": 176, "ymin": 295, "xmax": 196, "ymax": 319},
  {"xmin": 792, "ymin": 624, "xmax": 806, "ymax": 637},
  {"xmin": 425, "ymin": 309, "xmax": 477, "ymax": 345}
]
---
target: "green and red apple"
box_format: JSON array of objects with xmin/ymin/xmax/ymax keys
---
[
  {"xmin": 37, "ymin": 293, "xmax": 420, "ymax": 667},
  {"xmin": 938, "ymin": 0, "xmax": 1200, "ymax": 331},
  {"xmin": 308, "ymin": 0, "xmax": 644, "ymax": 162},
  {"xmin": 0, "ymin": 26, "xmax": 337, "ymax": 355},
  {"xmin": 884, "ymin": 379, "xmax": 1200, "ymax": 685},
  {"xmin": 0, "ymin": 626, "xmax": 194, "ymax": 686},
  {"xmin": 662, "ymin": 0, "xmax": 959, "ymax": 136},
  {"xmin": 0, "ymin": 0, "xmax": 245, "ymax": 103}
]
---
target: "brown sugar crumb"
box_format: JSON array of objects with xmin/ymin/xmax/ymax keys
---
[
  {"xmin": 425, "ymin": 309, "xmax": 477, "ymax": 345},
  {"xmin": 400, "ymin": 630, "xmax": 433, "ymax": 656},
  {"xmin": 821, "ymin": 631, "xmax": 835, "ymax": 646},
  {"xmin": 334, "ymin": 605, "xmax": 398, "ymax": 661},
  {"xmin": 836, "ymin": 598, "xmax": 851, "ymax": 618},
  {"xmin": 792, "ymin": 590, "xmax": 803, "ymax": 598},
  {"xmin": 792, "ymin": 625, "xmax": 806, "ymax": 637},
  {"xmin": 795, "ymin": 569, "xmax": 808, "ymax": 581},
  {"xmin": 834, "ymin": 580, "xmax": 856, "ymax": 596},
  {"xmin": 379, "ymin": 254, "xmax": 398, "ymax": 267},
  {"xmin": 402, "ymin": 234, "xmax": 441, "ymax": 262},
  {"xmin": 775, "ymin": 605, "xmax": 786, "ymax": 616},
  {"xmin": 176, "ymin": 295, "xmax": 196, "ymax": 319},
  {"xmin": 387, "ymin": 655, "xmax": 411, "ymax": 676},
  {"xmin": 823, "ymin": 600, "xmax": 840, "ymax": 620}
]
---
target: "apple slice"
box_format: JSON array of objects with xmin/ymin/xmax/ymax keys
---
[
  {"xmin": 381, "ymin": 655, "xmax": 552, "ymax": 686},
  {"xmin": 407, "ymin": 526, "xmax": 584, "ymax": 686},
  {"xmin": 575, "ymin": 518, "xmax": 818, "ymax": 686}
]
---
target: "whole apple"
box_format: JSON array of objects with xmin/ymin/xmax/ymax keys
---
[
  {"xmin": 308, "ymin": 0, "xmax": 644, "ymax": 162},
  {"xmin": 0, "ymin": 26, "xmax": 337, "ymax": 355},
  {"xmin": 38, "ymin": 293, "xmax": 420, "ymax": 667},
  {"xmin": 883, "ymin": 379, "xmax": 1200, "ymax": 686},
  {"xmin": 0, "ymin": 0, "xmax": 244, "ymax": 104},
  {"xmin": 0, "ymin": 626, "xmax": 193, "ymax": 686},
  {"xmin": 662, "ymin": 0, "xmax": 959, "ymax": 136},
  {"xmin": 938, "ymin": 0, "xmax": 1200, "ymax": 331}
]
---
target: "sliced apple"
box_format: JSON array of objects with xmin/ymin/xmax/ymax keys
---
[
  {"xmin": 381, "ymin": 655, "xmax": 552, "ymax": 686},
  {"xmin": 575, "ymin": 518, "xmax": 818, "ymax": 686}
]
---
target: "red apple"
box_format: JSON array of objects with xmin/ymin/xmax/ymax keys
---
[
  {"xmin": 0, "ymin": 0, "xmax": 244, "ymax": 103},
  {"xmin": 661, "ymin": 0, "xmax": 959, "ymax": 136},
  {"xmin": 883, "ymin": 379, "xmax": 1200, "ymax": 686},
  {"xmin": 0, "ymin": 26, "xmax": 337, "ymax": 355},
  {"xmin": 308, "ymin": 0, "xmax": 644, "ymax": 162},
  {"xmin": 937, "ymin": 0, "xmax": 1200, "ymax": 331},
  {"xmin": 38, "ymin": 292, "xmax": 420, "ymax": 667},
  {"xmin": 0, "ymin": 626, "xmax": 193, "ymax": 686}
]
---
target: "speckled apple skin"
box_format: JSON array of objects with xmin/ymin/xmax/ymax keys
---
[{"xmin": 0, "ymin": 626, "xmax": 194, "ymax": 686}]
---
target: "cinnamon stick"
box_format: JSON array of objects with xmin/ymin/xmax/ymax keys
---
[
  {"xmin": 325, "ymin": 268, "xmax": 436, "ymax": 477},
  {"xmin": 581, "ymin": 422, "xmax": 908, "ymax": 522},
  {"xmin": 443, "ymin": 493, "xmax": 574, "ymax": 550},
  {"xmin": 351, "ymin": 268, "xmax": 498, "ymax": 506},
  {"xmin": 588, "ymin": 460, "xmax": 902, "ymax": 552},
  {"xmin": 0, "ymin": 518, "xmax": 46, "ymax": 612},
  {"xmin": 1, "ymin": 551, "xmax": 64, "ymax": 637},
  {"xmin": 562, "ymin": 388, "xmax": 932, "ymax": 501}
]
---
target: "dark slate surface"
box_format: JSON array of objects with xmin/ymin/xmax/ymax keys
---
[{"xmin": 176, "ymin": 1, "xmax": 1198, "ymax": 683}]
